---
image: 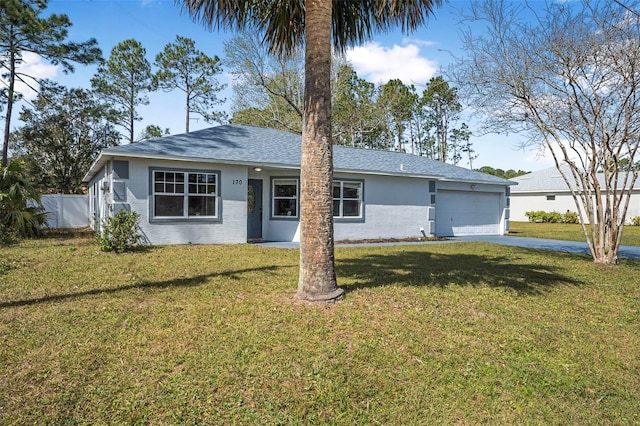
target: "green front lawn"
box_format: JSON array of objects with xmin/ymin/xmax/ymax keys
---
[
  {"xmin": 1, "ymin": 231, "xmax": 639, "ymax": 424},
  {"xmin": 509, "ymin": 221, "xmax": 640, "ymax": 246}
]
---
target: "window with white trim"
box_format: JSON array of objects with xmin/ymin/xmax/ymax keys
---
[
  {"xmin": 333, "ymin": 180, "xmax": 362, "ymax": 218},
  {"xmin": 272, "ymin": 178, "xmax": 298, "ymax": 217},
  {"xmin": 153, "ymin": 170, "xmax": 218, "ymax": 218}
]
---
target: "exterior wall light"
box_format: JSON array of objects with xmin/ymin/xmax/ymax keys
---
[{"xmin": 253, "ymin": 167, "xmax": 262, "ymax": 172}]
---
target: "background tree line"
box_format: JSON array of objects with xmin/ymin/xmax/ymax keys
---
[{"xmin": 225, "ymin": 32, "xmax": 477, "ymax": 167}]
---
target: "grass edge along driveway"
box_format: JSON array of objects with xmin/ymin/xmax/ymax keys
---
[{"xmin": 508, "ymin": 220, "xmax": 640, "ymax": 246}]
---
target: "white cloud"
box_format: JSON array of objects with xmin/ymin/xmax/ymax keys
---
[
  {"xmin": 345, "ymin": 41, "xmax": 438, "ymax": 85},
  {"xmin": 2, "ymin": 51, "xmax": 59, "ymax": 100},
  {"xmin": 401, "ymin": 37, "xmax": 435, "ymax": 47}
]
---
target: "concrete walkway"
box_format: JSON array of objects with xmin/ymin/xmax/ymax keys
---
[{"xmin": 257, "ymin": 235, "xmax": 640, "ymax": 260}]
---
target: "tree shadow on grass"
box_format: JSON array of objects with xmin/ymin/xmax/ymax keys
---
[
  {"xmin": 336, "ymin": 250, "xmax": 582, "ymax": 295},
  {"xmin": 41, "ymin": 228, "xmax": 94, "ymax": 239},
  {"xmin": 0, "ymin": 265, "xmax": 286, "ymax": 309},
  {"xmin": 33, "ymin": 228, "xmax": 96, "ymax": 247}
]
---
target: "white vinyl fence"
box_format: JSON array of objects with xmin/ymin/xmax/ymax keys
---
[{"xmin": 40, "ymin": 194, "xmax": 90, "ymax": 229}]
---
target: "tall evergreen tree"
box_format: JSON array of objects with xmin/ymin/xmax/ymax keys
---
[
  {"xmin": 138, "ymin": 125, "xmax": 170, "ymax": 141},
  {"xmin": 420, "ymin": 76, "xmax": 464, "ymax": 163},
  {"xmin": 378, "ymin": 79, "xmax": 417, "ymax": 151},
  {"xmin": 91, "ymin": 39, "xmax": 153, "ymax": 144},
  {"xmin": 154, "ymin": 36, "xmax": 226, "ymax": 133},
  {"xmin": 332, "ymin": 64, "xmax": 384, "ymax": 148},
  {"xmin": 0, "ymin": 0, "xmax": 101, "ymax": 166},
  {"xmin": 449, "ymin": 123, "xmax": 473, "ymax": 166}
]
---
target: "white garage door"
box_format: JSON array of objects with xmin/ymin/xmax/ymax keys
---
[{"xmin": 435, "ymin": 190, "xmax": 501, "ymax": 236}]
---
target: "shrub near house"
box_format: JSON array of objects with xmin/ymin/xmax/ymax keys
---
[{"xmin": 95, "ymin": 210, "xmax": 142, "ymax": 253}]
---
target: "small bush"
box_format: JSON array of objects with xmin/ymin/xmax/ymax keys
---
[
  {"xmin": 96, "ymin": 209, "xmax": 142, "ymax": 253},
  {"xmin": 631, "ymin": 216, "xmax": 640, "ymax": 226},
  {"xmin": 525, "ymin": 210, "xmax": 544, "ymax": 222},
  {"xmin": 525, "ymin": 210, "xmax": 558, "ymax": 222},
  {"xmin": 526, "ymin": 210, "xmax": 580, "ymax": 224},
  {"xmin": 562, "ymin": 211, "xmax": 579, "ymax": 224},
  {"xmin": 546, "ymin": 211, "xmax": 563, "ymax": 223}
]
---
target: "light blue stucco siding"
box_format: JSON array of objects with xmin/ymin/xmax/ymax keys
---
[
  {"xmin": 257, "ymin": 172, "xmax": 433, "ymax": 243},
  {"xmin": 88, "ymin": 157, "xmax": 510, "ymax": 245},
  {"xmin": 93, "ymin": 157, "xmax": 248, "ymax": 245},
  {"xmin": 333, "ymin": 174, "xmax": 431, "ymax": 241}
]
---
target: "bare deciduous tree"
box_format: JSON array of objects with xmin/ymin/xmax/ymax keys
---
[
  {"xmin": 224, "ymin": 32, "xmax": 305, "ymax": 134},
  {"xmin": 452, "ymin": 0, "xmax": 640, "ymax": 264}
]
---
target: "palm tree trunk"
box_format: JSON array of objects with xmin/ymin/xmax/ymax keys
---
[{"xmin": 297, "ymin": 0, "xmax": 344, "ymax": 303}]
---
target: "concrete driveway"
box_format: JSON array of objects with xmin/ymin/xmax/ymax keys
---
[{"xmin": 258, "ymin": 235, "xmax": 640, "ymax": 260}]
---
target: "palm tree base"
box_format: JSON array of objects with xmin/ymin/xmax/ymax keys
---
[{"xmin": 297, "ymin": 287, "xmax": 345, "ymax": 304}]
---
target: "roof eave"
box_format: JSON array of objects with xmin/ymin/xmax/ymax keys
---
[
  {"xmin": 334, "ymin": 167, "xmax": 445, "ymax": 180},
  {"xmin": 82, "ymin": 150, "xmax": 304, "ymax": 183},
  {"xmin": 83, "ymin": 147, "xmax": 517, "ymax": 186},
  {"xmin": 82, "ymin": 153, "xmax": 110, "ymax": 184},
  {"xmin": 437, "ymin": 177, "xmax": 516, "ymax": 186}
]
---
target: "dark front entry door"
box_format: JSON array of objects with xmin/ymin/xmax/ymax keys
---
[{"xmin": 247, "ymin": 179, "xmax": 263, "ymax": 239}]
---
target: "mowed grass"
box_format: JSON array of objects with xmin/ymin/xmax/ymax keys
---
[
  {"xmin": 509, "ymin": 221, "xmax": 640, "ymax": 246},
  {"xmin": 1, "ymin": 231, "xmax": 639, "ymax": 424}
]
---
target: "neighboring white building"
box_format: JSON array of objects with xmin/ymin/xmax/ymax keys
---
[
  {"xmin": 83, "ymin": 124, "xmax": 514, "ymax": 245},
  {"xmin": 510, "ymin": 166, "xmax": 640, "ymax": 223}
]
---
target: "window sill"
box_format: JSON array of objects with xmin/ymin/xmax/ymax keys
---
[
  {"xmin": 270, "ymin": 216, "xmax": 299, "ymax": 221},
  {"xmin": 334, "ymin": 217, "xmax": 365, "ymax": 223},
  {"xmin": 150, "ymin": 217, "xmax": 221, "ymax": 224}
]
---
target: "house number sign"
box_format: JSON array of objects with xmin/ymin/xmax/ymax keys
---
[{"xmin": 232, "ymin": 179, "xmax": 243, "ymax": 185}]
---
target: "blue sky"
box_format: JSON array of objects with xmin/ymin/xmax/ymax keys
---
[{"xmin": 9, "ymin": 0, "xmax": 556, "ymax": 172}]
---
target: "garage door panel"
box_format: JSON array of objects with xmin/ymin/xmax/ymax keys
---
[{"xmin": 436, "ymin": 190, "xmax": 500, "ymax": 236}]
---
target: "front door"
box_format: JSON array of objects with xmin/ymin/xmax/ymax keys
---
[{"xmin": 247, "ymin": 179, "xmax": 263, "ymax": 240}]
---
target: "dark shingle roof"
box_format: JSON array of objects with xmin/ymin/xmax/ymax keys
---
[{"xmin": 86, "ymin": 124, "xmax": 512, "ymax": 185}]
